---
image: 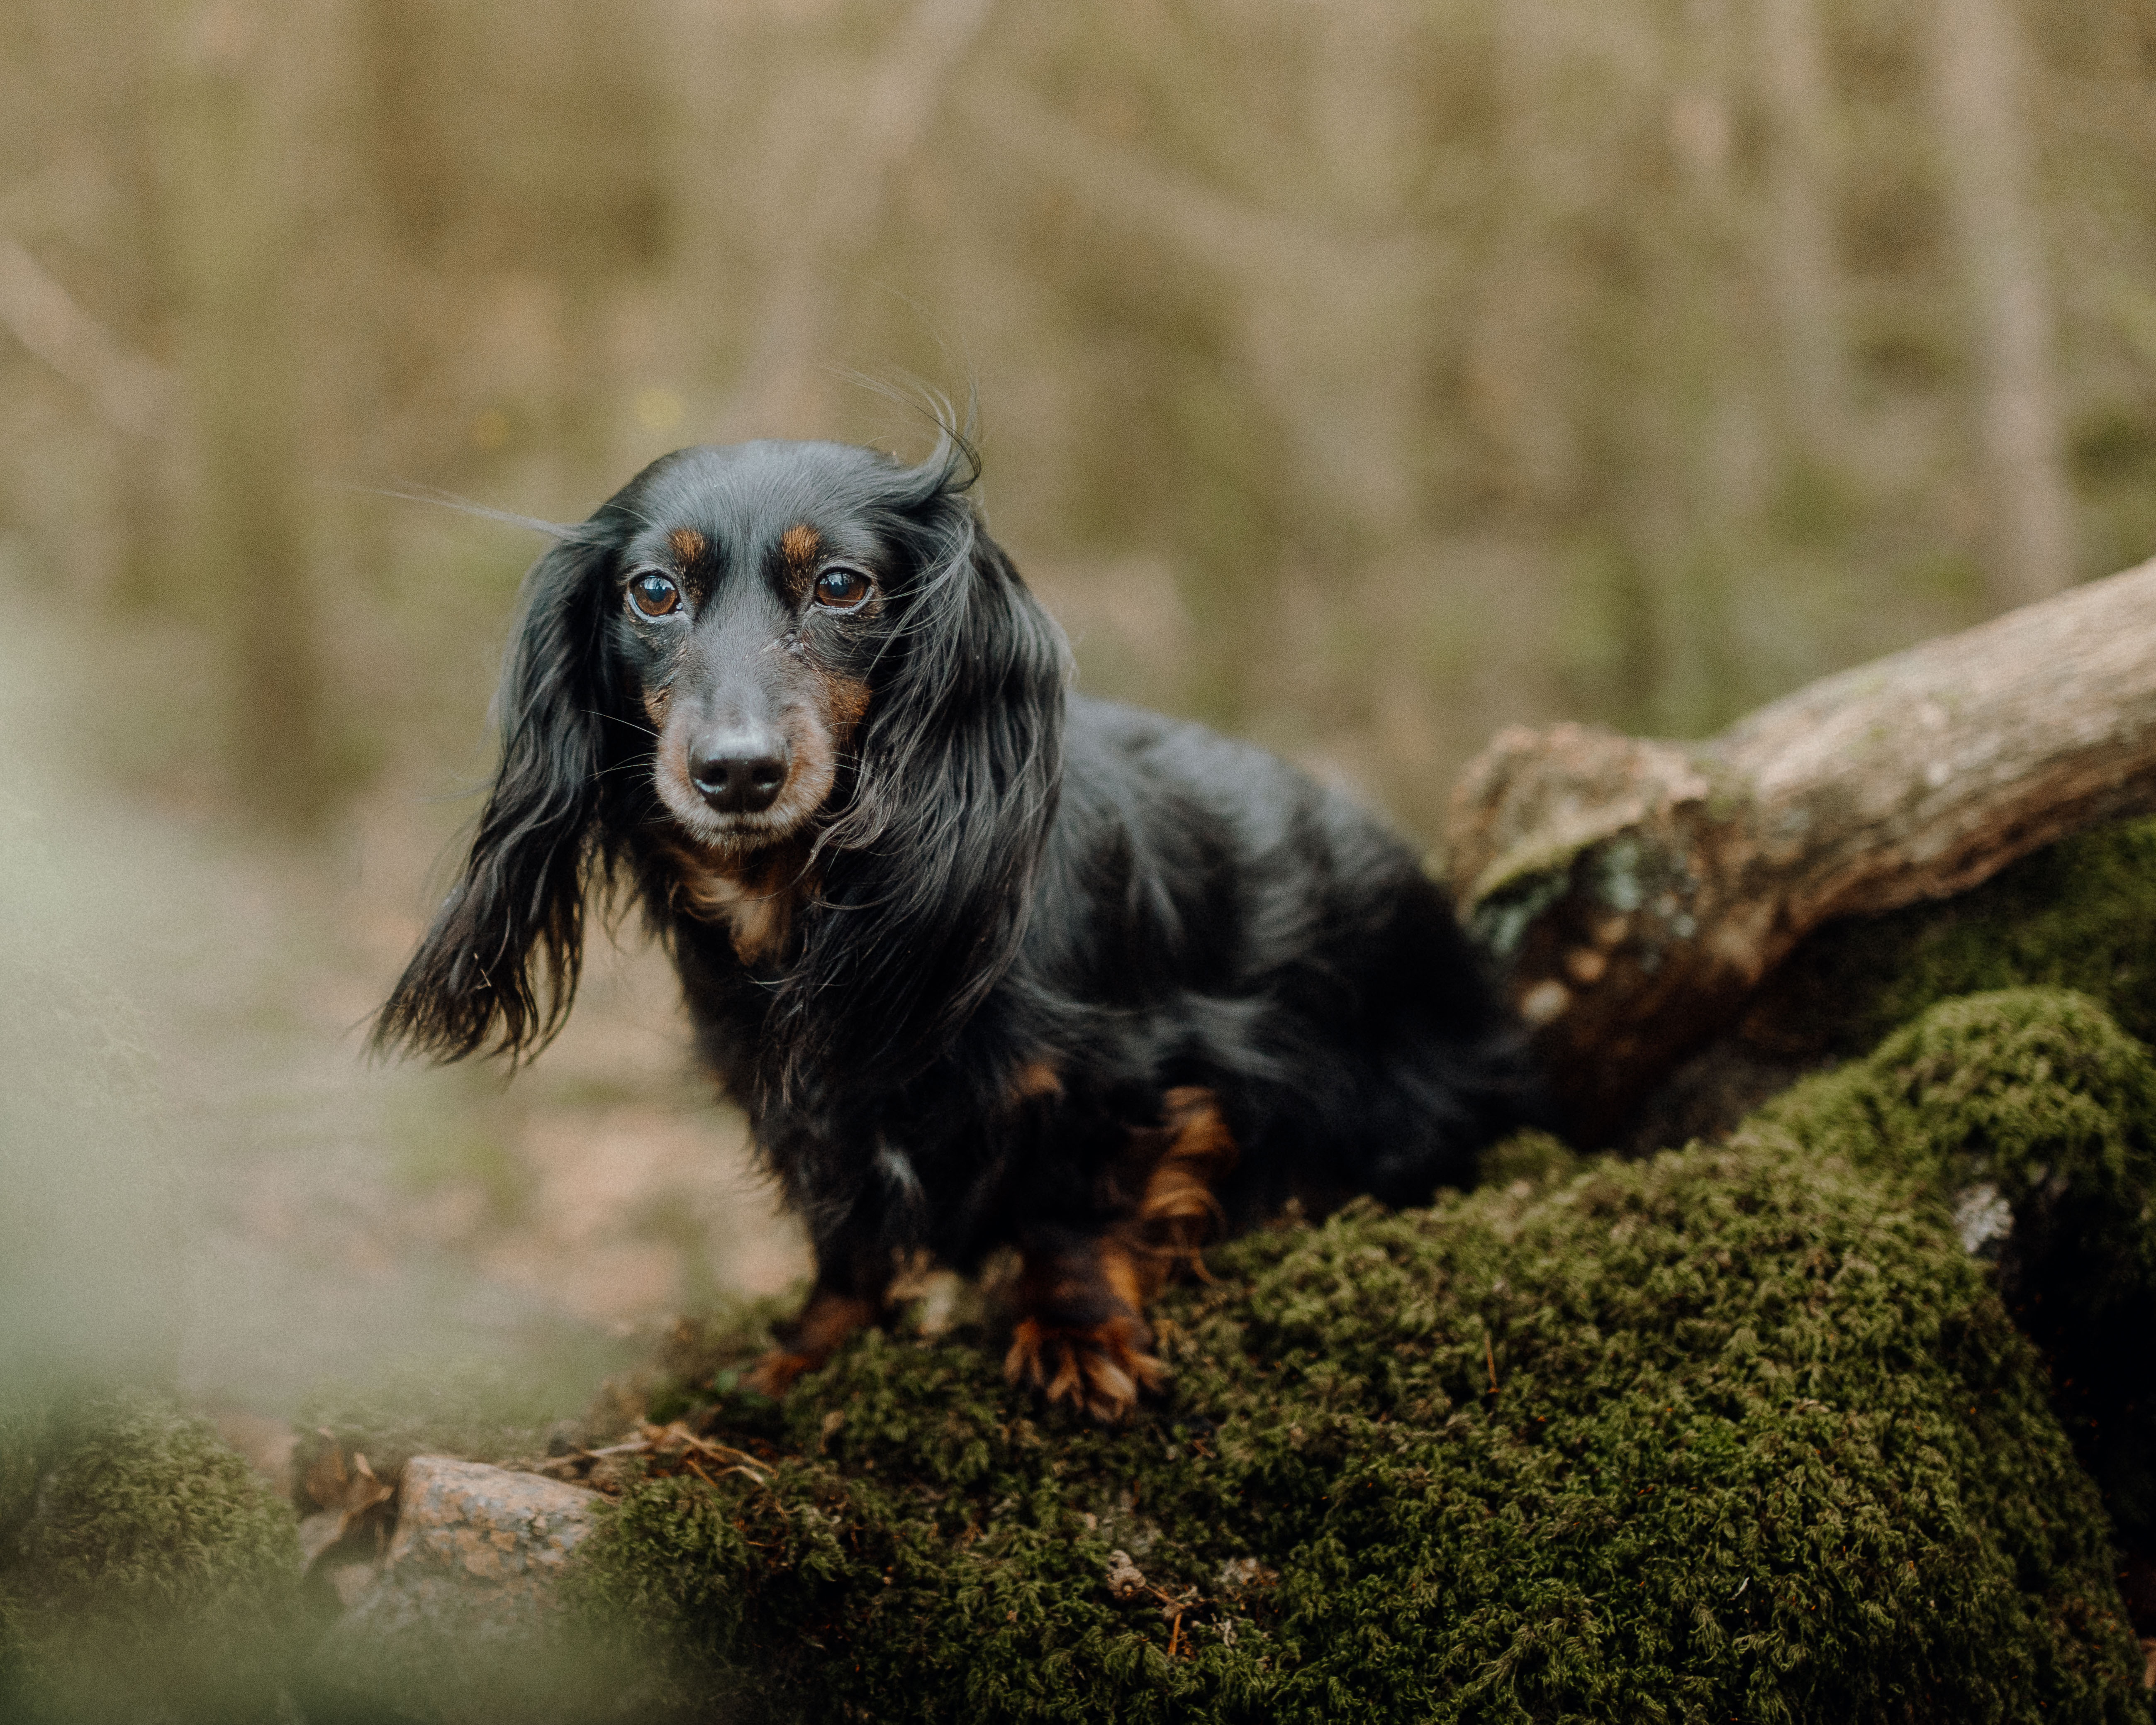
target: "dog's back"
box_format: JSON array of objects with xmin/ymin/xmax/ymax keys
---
[{"xmin": 1023, "ymin": 695, "xmax": 1539, "ymax": 1226}]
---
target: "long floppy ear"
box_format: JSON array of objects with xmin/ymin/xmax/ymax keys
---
[
  {"xmin": 780, "ymin": 443, "xmax": 1071, "ymax": 1094},
  {"xmin": 373, "ymin": 529, "xmax": 627, "ymax": 1063}
]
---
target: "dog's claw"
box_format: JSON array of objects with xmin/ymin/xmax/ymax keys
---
[{"xmin": 1005, "ymin": 1316, "xmax": 1164, "ymax": 1422}]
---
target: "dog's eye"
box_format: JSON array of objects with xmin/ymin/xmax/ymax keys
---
[
  {"xmin": 629, "ymin": 572, "xmax": 682, "ymax": 618},
  {"xmin": 813, "ymin": 566, "xmax": 872, "ymax": 610}
]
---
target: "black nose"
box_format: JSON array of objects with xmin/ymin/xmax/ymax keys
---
[{"xmin": 689, "ymin": 738, "xmax": 789, "ymax": 814}]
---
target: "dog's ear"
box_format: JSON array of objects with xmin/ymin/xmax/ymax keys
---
[
  {"xmin": 784, "ymin": 454, "xmax": 1070, "ymax": 1093},
  {"xmin": 373, "ymin": 530, "xmax": 625, "ymax": 1063}
]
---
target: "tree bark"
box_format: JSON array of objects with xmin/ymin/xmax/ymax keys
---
[{"xmin": 1445, "ymin": 555, "xmax": 2156, "ymax": 1142}]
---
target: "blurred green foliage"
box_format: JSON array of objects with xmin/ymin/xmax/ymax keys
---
[{"xmin": 0, "ymin": 1393, "xmax": 303, "ymax": 1725}]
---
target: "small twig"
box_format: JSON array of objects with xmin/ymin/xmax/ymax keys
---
[
  {"xmin": 1143, "ymin": 1581, "xmax": 1201, "ymax": 1658},
  {"xmin": 1486, "ymin": 1330, "xmax": 1499, "ymax": 1394},
  {"xmin": 667, "ymin": 1429, "xmax": 774, "ymax": 1478},
  {"xmin": 570, "ymin": 1422, "xmax": 775, "ymax": 1479}
]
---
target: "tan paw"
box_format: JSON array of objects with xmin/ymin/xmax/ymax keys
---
[
  {"xmin": 740, "ymin": 1350, "xmax": 814, "ymax": 1399},
  {"xmin": 739, "ymin": 1289, "xmax": 876, "ymax": 1398},
  {"xmin": 1004, "ymin": 1314, "xmax": 1165, "ymax": 1422}
]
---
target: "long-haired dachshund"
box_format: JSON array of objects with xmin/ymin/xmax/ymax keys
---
[{"xmin": 375, "ymin": 429, "xmax": 1543, "ymax": 1419}]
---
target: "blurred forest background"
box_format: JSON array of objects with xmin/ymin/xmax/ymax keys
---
[{"xmin": 5, "ymin": 0, "xmax": 2156, "ymax": 1416}]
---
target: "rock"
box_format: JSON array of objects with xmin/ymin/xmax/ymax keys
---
[
  {"xmin": 304, "ymin": 1457, "xmax": 615, "ymax": 1725},
  {"xmin": 372, "ymin": 1455, "xmax": 599, "ymax": 1605}
]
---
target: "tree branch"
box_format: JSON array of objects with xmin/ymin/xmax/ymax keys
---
[
  {"xmin": 1446, "ymin": 555, "xmax": 2156, "ymax": 1141},
  {"xmin": 0, "ymin": 233, "xmax": 172, "ymax": 439}
]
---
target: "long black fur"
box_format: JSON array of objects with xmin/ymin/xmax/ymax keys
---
[{"xmin": 376, "ymin": 431, "xmax": 1543, "ymax": 1316}]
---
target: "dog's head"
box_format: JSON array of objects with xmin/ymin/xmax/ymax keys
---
[
  {"xmin": 612, "ymin": 441, "xmax": 928, "ymax": 853},
  {"xmin": 375, "ymin": 432, "xmax": 1070, "ymax": 1084}
]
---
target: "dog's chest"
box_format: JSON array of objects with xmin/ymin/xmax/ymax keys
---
[{"xmin": 659, "ymin": 841, "xmax": 812, "ymax": 966}]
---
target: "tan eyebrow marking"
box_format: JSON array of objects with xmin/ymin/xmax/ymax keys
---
[
  {"xmin": 668, "ymin": 527, "xmax": 706, "ymax": 564},
  {"xmin": 780, "ymin": 523, "xmax": 821, "ymax": 573}
]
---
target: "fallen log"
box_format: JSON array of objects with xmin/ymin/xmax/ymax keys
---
[{"xmin": 1445, "ymin": 553, "xmax": 2156, "ymax": 1143}]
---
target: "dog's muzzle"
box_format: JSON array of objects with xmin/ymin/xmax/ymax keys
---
[{"xmin": 689, "ymin": 730, "xmax": 790, "ymax": 815}]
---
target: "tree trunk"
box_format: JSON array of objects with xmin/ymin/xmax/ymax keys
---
[
  {"xmin": 1445, "ymin": 554, "xmax": 2156, "ymax": 1142},
  {"xmin": 162, "ymin": 1, "xmax": 323, "ymax": 826},
  {"xmin": 1750, "ymin": 0, "xmax": 1850, "ymax": 456},
  {"xmin": 1928, "ymin": 0, "xmax": 2075, "ymax": 607},
  {"xmin": 1469, "ymin": 0, "xmax": 1582, "ymax": 518},
  {"xmin": 711, "ymin": 0, "xmax": 996, "ymax": 441}
]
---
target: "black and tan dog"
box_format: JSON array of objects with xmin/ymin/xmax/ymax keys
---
[{"xmin": 375, "ymin": 430, "xmax": 1542, "ymax": 1418}]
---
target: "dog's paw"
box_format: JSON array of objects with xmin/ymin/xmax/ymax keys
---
[
  {"xmin": 740, "ymin": 1350, "xmax": 814, "ymax": 1399},
  {"xmin": 1004, "ymin": 1314, "xmax": 1165, "ymax": 1422},
  {"xmin": 740, "ymin": 1289, "xmax": 876, "ymax": 1399}
]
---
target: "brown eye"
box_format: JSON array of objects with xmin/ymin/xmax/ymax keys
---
[
  {"xmin": 814, "ymin": 566, "xmax": 871, "ymax": 610},
  {"xmin": 629, "ymin": 572, "xmax": 681, "ymax": 617}
]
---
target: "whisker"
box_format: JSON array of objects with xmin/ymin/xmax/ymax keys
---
[
  {"xmin": 364, "ymin": 482, "xmax": 579, "ymax": 541},
  {"xmin": 585, "ymin": 707, "xmax": 660, "ymax": 742}
]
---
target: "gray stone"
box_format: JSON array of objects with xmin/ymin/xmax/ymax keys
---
[
  {"xmin": 305, "ymin": 1457, "xmax": 619, "ymax": 1725},
  {"xmin": 368, "ymin": 1455, "xmax": 598, "ymax": 1608}
]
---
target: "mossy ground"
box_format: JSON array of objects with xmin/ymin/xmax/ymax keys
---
[
  {"xmin": 0, "ymin": 1392, "xmax": 305, "ymax": 1724},
  {"xmin": 1749, "ymin": 990, "xmax": 2156, "ymax": 1554},
  {"xmin": 581, "ymin": 992, "xmax": 2156, "ymax": 1723}
]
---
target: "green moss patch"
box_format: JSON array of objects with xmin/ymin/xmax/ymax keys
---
[
  {"xmin": 580, "ymin": 1117, "xmax": 2149, "ymax": 1720},
  {"xmin": 1749, "ymin": 989, "xmax": 2156, "ymax": 1552},
  {"xmin": 0, "ymin": 1392, "xmax": 303, "ymax": 1724},
  {"xmin": 1748, "ymin": 816, "xmax": 2156, "ymax": 1062}
]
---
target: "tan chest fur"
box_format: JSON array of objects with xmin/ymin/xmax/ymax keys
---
[{"xmin": 660, "ymin": 841, "xmax": 814, "ymax": 966}]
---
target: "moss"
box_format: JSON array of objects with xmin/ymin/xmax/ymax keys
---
[
  {"xmin": 0, "ymin": 1392, "xmax": 304, "ymax": 1723},
  {"xmin": 578, "ymin": 1123, "xmax": 2148, "ymax": 1721},
  {"xmin": 1747, "ymin": 816, "xmax": 2156, "ymax": 1062},
  {"xmin": 1748, "ymin": 989, "xmax": 2156, "ymax": 1552},
  {"xmin": 1474, "ymin": 1128, "xmax": 1584, "ymax": 1190}
]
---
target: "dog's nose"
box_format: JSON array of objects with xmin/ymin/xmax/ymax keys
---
[{"xmin": 689, "ymin": 736, "xmax": 789, "ymax": 814}]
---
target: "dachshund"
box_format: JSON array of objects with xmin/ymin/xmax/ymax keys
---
[{"xmin": 373, "ymin": 429, "xmax": 1545, "ymax": 1420}]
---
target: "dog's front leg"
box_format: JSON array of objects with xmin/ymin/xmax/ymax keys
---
[
  {"xmin": 1003, "ymin": 1085, "xmax": 1239, "ymax": 1422},
  {"xmin": 743, "ymin": 1218, "xmax": 891, "ymax": 1398}
]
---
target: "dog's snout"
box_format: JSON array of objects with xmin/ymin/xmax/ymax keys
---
[{"xmin": 689, "ymin": 732, "xmax": 790, "ymax": 815}]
